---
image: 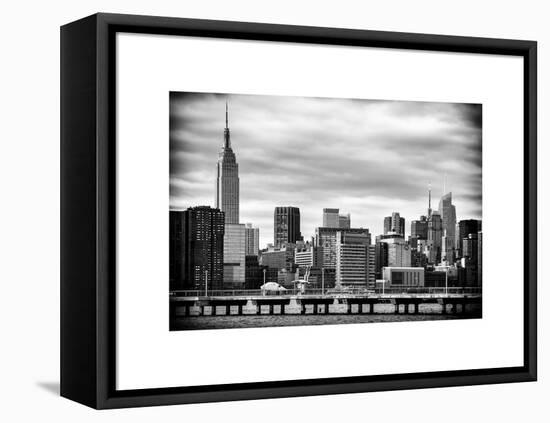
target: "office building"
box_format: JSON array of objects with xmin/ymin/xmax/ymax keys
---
[
  {"xmin": 215, "ymin": 103, "xmax": 239, "ymax": 224},
  {"xmin": 223, "ymin": 223, "xmax": 246, "ymax": 288},
  {"xmin": 260, "ymin": 244, "xmax": 296, "ymax": 273},
  {"xmin": 478, "ymin": 231, "xmax": 483, "ymax": 287},
  {"xmin": 335, "ymin": 231, "xmax": 372, "ymax": 287},
  {"xmin": 274, "ymin": 206, "xmax": 302, "ymax": 247},
  {"xmin": 388, "ymin": 242, "xmax": 411, "ymax": 267},
  {"xmin": 244, "ymin": 223, "xmax": 259, "ymax": 256},
  {"xmin": 439, "ymin": 191, "xmax": 457, "ymax": 245},
  {"xmin": 339, "ymin": 213, "xmax": 351, "ymax": 229},
  {"xmin": 462, "ymin": 232, "xmax": 479, "ymax": 286},
  {"xmin": 169, "ymin": 207, "xmax": 225, "ymax": 291},
  {"xmin": 316, "ymin": 227, "xmax": 371, "ymax": 269},
  {"xmin": 456, "ymin": 219, "xmax": 482, "ymax": 258},
  {"xmin": 384, "ymin": 212, "xmax": 405, "ymax": 236},
  {"xmin": 323, "ymin": 208, "xmax": 351, "ymax": 229},
  {"xmin": 322, "ymin": 208, "xmax": 340, "ymax": 228},
  {"xmin": 427, "ymin": 211, "xmax": 442, "ymax": 263},
  {"xmin": 295, "ymin": 245, "xmax": 323, "ymax": 268},
  {"xmin": 382, "ymin": 267, "xmax": 425, "ymax": 287},
  {"xmin": 411, "ymin": 216, "xmax": 428, "ymax": 240},
  {"xmin": 374, "ymin": 241, "xmax": 389, "ymax": 279}
]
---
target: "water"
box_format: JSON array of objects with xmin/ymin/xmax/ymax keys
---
[{"xmin": 170, "ymin": 308, "xmax": 481, "ymax": 331}]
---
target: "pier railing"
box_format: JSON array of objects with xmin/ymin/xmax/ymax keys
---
[{"xmin": 170, "ymin": 287, "xmax": 482, "ymax": 298}]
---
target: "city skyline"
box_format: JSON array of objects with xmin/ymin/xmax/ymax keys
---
[{"xmin": 170, "ymin": 92, "xmax": 482, "ymax": 249}]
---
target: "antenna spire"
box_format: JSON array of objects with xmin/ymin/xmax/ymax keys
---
[{"xmin": 223, "ymin": 101, "xmax": 231, "ymax": 149}]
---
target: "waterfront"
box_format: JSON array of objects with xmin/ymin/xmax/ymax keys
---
[
  {"xmin": 170, "ymin": 303, "xmax": 482, "ymax": 331},
  {"xmin": 171, "ymin": 312, "xmax": 480, "ymax": 331}
]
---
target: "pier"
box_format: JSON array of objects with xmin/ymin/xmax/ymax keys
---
[{"xmin": 170, "ymin": 289, "xmax": 481, "ymax": 318}]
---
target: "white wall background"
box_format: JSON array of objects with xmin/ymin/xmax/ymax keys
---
[{"xmin": 0, "ymin": 0, "xmax": 546, "ymax": 421}]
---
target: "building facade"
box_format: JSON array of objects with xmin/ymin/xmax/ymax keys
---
[
  {"xmin": 215, "ymin": 103, "xmax": 239, "ymax": 224},
  {"xmin": 339, "ymin": 213, "xmax": 351, "ymax": 229},
  {"xmin": 388, "ymin": 242, "xmax": 411, "ymax": 267},
  {"xmin": 427, "ymin": 211, "xmax": 443, "ymax": 264},
  {"xmin": 223, "ymin": 223, "xmax": 246, "ymax": 288},
  {"xmin": 169, "ymin": 207, "xmax": 225, "ymax": 291},
  {"xmin": 456, "ymin": 219, "xmax": 482, "ymax": 258},
  {"xmin": 274, "ymin": 206, "xmax": 302, "ymax": 247},
  {"xmin": 335, "ymin": 231, "xmax": 372, "ymax": 287},
  {"xmin": 384, "ymin": 212, "xmax": 405, "ymax": 236},
  {"xmin": 439, "ymin": 192, "xmax": 457, "ymax": 243},
  {"xmin": 322, "ymin": 208, "xmax": 340, "ymax": 228},
  {"xmin": 382, "ymin": 267, "xmax": 425, "ymax": 287},
  {"xmin": 244, "ymin": 223, "xmax": 259, "ymax": 256},
  {"xmin": 411, "ymin": 216, "xmax": 428, "ymax": 240},
  {"xmin": 316, "ymin": 227, "xmax": 371, "ymax": 269}
]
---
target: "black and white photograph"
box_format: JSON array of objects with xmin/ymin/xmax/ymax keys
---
[{"xmin": 169, "ymin": 92, "xmax": 483, "ymax": 331}]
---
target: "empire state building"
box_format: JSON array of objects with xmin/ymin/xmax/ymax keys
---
[{"xmin": 216, "ymin": 102, "xmax": 240, "ymax": 224}]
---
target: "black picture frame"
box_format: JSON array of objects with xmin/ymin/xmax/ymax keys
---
[{"xmin": 60, "ymin": 12, "xmax": 537, "ymax": 409}]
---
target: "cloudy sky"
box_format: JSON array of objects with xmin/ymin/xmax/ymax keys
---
[{"xmin": 170, "ymin": 92, "xmax": 482, "ymax": 248}]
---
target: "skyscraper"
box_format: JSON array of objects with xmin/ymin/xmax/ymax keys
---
[
  {"xmin": 169, "ymin": 207, "xmax": 225, "ymax": 291},
  {"xmin": 216, "ymin": 103, "xmax": 239, "ymax": 224},
  {"xmin": 244, "ymin": 223, "xmax": 259, "ymax": 256},
  {"xmin": 274, "ymin": 206, "xmax": 302, "ymax": 247},
  {"xmin": 439, "ymin": 192, "xmax": 457, "ymax": 255},
  {"xmin": 383, "ymin": 212, "xmax": 405, "ymax": 236},
  {"xmin": 427, "ymin": 212, "xmax": 442, "ymax": 264}
]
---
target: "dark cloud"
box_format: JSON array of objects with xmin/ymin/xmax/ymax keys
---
[{"xmin": 170, "ymin": 92, "xmax": 482, "ymax": 247}]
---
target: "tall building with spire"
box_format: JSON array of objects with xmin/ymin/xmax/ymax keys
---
[
  {"xmin": 216, "ymin": 103, "xmax": 245, "ymax": 287},
  {"xmin": 216, "ymin": 102, "xmax": 239, "ymax": 224}
]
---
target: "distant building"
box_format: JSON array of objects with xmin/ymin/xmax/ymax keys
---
[
  {"xmin": 260, "ymin": 244, "xmax": 296, "ymax": 273},
  {"xmin": 388, "ymin": 243, "xmax": 411, "ymax": 267},
  {"xmin": 316, "ymin": 227, "xmax": 371, "ymax": 269},
  {"xmin": 382, "ymin": 267, "xmax": 425, "ymax": 287},
  {"xmin": 244, "ymin": 255, "xmax": 262, "ymax": 289},
  {"xmin": 322, "ymin": 208, "xmax": 340, "ymax": 228},
  {"xmin": 376, "ymin": 233, "xmax": 405, "ymax": 244},
  {"xmin": 477, "ymin": 231, "xmax": 483, "ymax": 286},
  {"xmin": 367, "ymin": 245, "xmax": 376, "ymax": 288},
  {"xmin": 441, "ymin": 231, "xmax": 455, "ymax": 264},
  {"xmin": 462, "ymin": 232, "xmax": 480, "ymax": 286},
  {"xmin": 169, "ymin": 207, "xmax": 225, "ymax": 291},
  {"xmin": 339, "ymin": 213, "xmax": 351, "ymax": 229},
  {"xmin": 427, "ymin": 212, "xmax": 442, "ymax": 263},
  {"xmin": 411, "ymin": 216, "xmax": 428, "ymax": 240},
  {"xmin": 323, "ymin": 208, "xmax": 351, "ymax": 229},
  {"xmin": 384, "ymin": 212, "xmax": 405, "ymax": 237},
  {"xmin": 439, "ymin": 192, "xmax": 457, "ymax": 249},
  {"xmin": 456, "ymin": 219, "xmax": 482, "ymax": 258},
  {"xmin": 244, "ymin": 223, "xmax": 259, "ymax": 256},
  {"xmin": 274, "ymin": 206, "xmax": 302, "ymax": 247},
  {"xmin": 223, "ymin": 223, "xmax": 246, "ymax": 288},
  {"xmin": 295, "ymin": 245, "xmax": 323, "ymax": 268},
  {"xmin": 424, "ymin": 270, "xmax": 447, "ymax": 287},
  {"xmin": 335, "ymin": 231, "xmax": 372, "ymax": 287},
  {"xmin": 374, "ymin": 241, "xmax": 389, "ymax": 279}
]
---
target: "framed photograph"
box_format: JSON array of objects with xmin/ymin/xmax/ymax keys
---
[{"xmin": 61, "ymin": 13, "xmax": 537, "ymax": 409}]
